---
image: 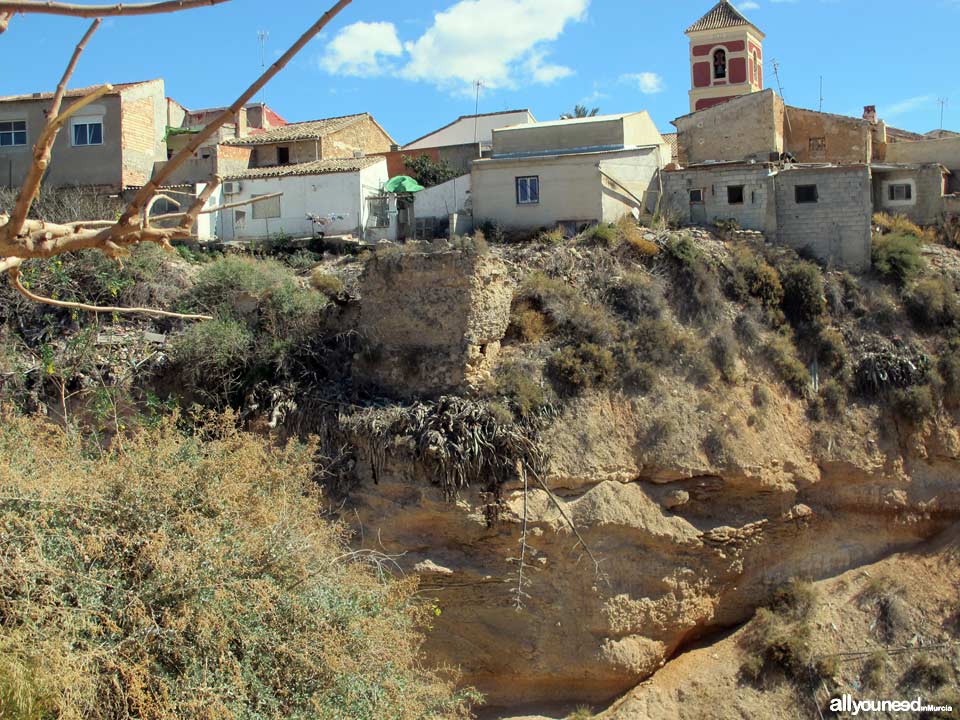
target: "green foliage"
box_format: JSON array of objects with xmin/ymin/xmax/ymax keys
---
[
  {"xmin": 561, "ymin": 104, "xmax": 599, "ymax": 119},
  {"xmin": 820, "ymin": 379, "xmax": 847, "ymax": 416},
  {"xmin": 607, "ymin": 272, "xmax": 666, "ymax": 322},
  {"xmin": 168, "ymin": 319, "xmax": 253, "ymax": 406},
  {"xmin": 764, "ymin": 335, "xmax": 810, "ymax": 396},
  {"xmin": 546, "ymin": 342, "xmax": 617, "ymax": 395},
  {"xmin": 904, "ymin": 276, "xmax": 960, "ymax": 331},
  {"xmin": 663, "ymin": 236, "xmax": 723, "ymax": 325},
  {"xmin": 581, "ymin": 223, "xmax": 618, "ymax": 248},
  {"xmin": 728, "ymin": 246, "xmax": 784, "ymax": 310},
  {"xmin": 873, "ymin": 232, "xmax": 926, "ymax": 287},
  {"xmin": 710, "ymin": 328, "xmax": 739, "ymax": 382},
  {"xmin": 310, "ymin": 269, "xmax": 346, "ymax": 297},
  {"xmin": 0, "ymin": 412, "xmax": 475, "ymax": 720},
  {"xmin": 892, "ymin": 385, "xmax": 937, "ymax": 425},
  {"xmin": 493, "ymin": 363, "xmax": 550, "ymax": 419},
  {"xmin": 781, "ymin": 262, "xmax": 826, "ymax": 326},
  {"xmin": 402, "ymin": 154, "xmax": 457, "ymax": 188}
]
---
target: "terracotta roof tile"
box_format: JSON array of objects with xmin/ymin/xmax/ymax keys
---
[
  {"xmin": 224, "ymin": 156, "xmax": 383, "ymax": 180},
  {"xmin": 686, "ymin": 0, "xmax": 754, "ymax": 33},
  {"xmin": 0, "ymin": 79, "xmax": 159, "ymax": 103},
  {"xmin": 222, "ymin": 113, "xmax": 368, "ymax": 146}
]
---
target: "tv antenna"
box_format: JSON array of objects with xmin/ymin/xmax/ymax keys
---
[
  {"xmin": 257, "ymin": 30, "xmax": 269, "ymax": 103},
  {"xmin": 772, "ymin": 59, "xmax": 791, "ymax": 131},
  {"xmin": 937, "ymin": 97, "xmax": 949, "ymax": 130},
  {"xmin": 473, "ymin": 80, "xmax": 484, "ymax": 144},
  {"xmin": 819, "ymin": 75, "xmax": 823, "ymax": 112}
]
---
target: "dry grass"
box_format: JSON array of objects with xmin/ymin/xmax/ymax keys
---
[
  {"xmin": 0, "ymin": 410, "xmax": 476, "ymax": 720},
  {"xmin": 873, "ymin": 212, "xmax": 938, "ymax": 242}
]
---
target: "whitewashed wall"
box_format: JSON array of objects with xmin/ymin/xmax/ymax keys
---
[{"xmin": 414, "ymin": 174, "xmax": 471, "ymax": 218}]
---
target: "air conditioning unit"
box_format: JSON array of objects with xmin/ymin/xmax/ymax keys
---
[{"xmin": 223, "ymin": 181, "xmax": 241, "ymax": 195}]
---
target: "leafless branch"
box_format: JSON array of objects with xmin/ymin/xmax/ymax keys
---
[
  {"xmin": 0, "ymin": 0, "xmax": 230, "ymax": 19},
  {"xmin": 9, "ymin": 266, "xmax": 213, "ymax": 320},
  {"xmin": 0, "ymin": 10, "xmax": 12, "ymax": 31},
  {"xmin": 148, "ymin": 190, "xmax": 282, "ymax": 223},
  {"xmin": 514, "ymin": 460, "xmax": 530, "ymax": 611}
]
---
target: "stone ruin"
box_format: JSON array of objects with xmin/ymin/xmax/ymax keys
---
[{"xmin": 354, "ymin": 248, "xmax": 513, "ymax": 399}]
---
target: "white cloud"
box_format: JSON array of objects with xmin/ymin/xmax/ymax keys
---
[
  {"xmin": 884, "ymin": 95, "xmax": 934, "ymax": 117},
  {"xmin": 319, "ymin": 21, "xmax": 403, "ymax": 77},
  {"xmin": 737, "ymin": 1, "xmax": 759, "ymax": 9},
  {"xmin": 619, "ymin": 72, "xmax": 664, "ymax": 94},
  {"xmin": 400, "ymin": 0, "xmax": 589, "ymax": 91}
]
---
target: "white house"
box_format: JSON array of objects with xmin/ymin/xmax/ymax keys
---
[
  {"xmin": 404, "ymin": 110, "xmax": 535, "ymax": 152},
  {"xmin": 213, "ymin": 156, "xmax": 389, "ymax": 242},
  {"xmin": 471, "ymin": 112, "xmax": 670, "ymax": 234}
]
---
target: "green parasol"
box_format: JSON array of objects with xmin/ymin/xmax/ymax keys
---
[{"xmin": 383, "ymin": 175, "xmax": 425, "ymax": 193}]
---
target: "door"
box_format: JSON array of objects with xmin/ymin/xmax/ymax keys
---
[{"xmin": 689, "ymin": 188, "xmax": 706, "ymax": 224}]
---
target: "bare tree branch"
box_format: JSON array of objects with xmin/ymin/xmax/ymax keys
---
[
  {"xmin": 0, "ymin": 0, "xmax": 230, "ymax": 19},
  {"xmin": 7, "ymin": 19, "xmax": 102, "ymax": 240},
  {"xmin": 8, "ymin": 266, "xmax": 213, "ymax": 320},
  {"xmin": 148, "ymin": 190, "xmax": 281, "ymax": 223},
  {"xmin": 0, "ymin": 10, "xmax": 12, "ymax": 31}
]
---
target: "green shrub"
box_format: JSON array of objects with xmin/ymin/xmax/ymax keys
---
[
  {"xmin": 664, "ymin": 238, "xmax": 723, "ymax": 326},
  {"xmin": 873, "ymin": 232, "xmax": 926, "ymax": 287},
  {"xmin": 663, "ymin": 234, "xmax": 701, "ymax": 267},
  {"xmin": 781, "ymin": 262, "xmax": 826, "ymax": 326},
  {"xmin": 494, "ymin": 364, "xmax": 550, "ymax": 418},
  {"xmin": 168, "ymin": 319, "xmax": 252, "ymax": 406},
  {"xmin": 546, "ymin": 343, "xmax": 617, "ymax": 395},
  {"xmin": 518, "ymin": 272, "xmax": 618, "ymax": 344},
  {"xmin": 710, "ymin": 328, "xmax": 739, "ymax": 382},
  {"xmin": 892, "ymin": 385, "xmax": 937, "ymax": 424},
  {"xmin": 310, "ymin": 269, "xmax": 346, "ymax": 297},
  {"xmin": 581, "ymin": 223, "xmax": 618, "ymax": 247},
  {"xmin": 900, "ymin": 655, "xmax": 952, "ymax": 690},
  {"xmin": 728, "ymin": 247, "xmax": 783, "ymax": 310},
  {"xmin": 765, "ymin": 335, "xmax": 810, "ymax": 396},
  {"xmin": 815, "ymin": 327, "xmax": 848, "ymax": 374},
  {"xmin": 904, "ymin": 276, "xmax": 960, "ymax": 331},
  {"xmin": 939, "ymin": 341, "xmax": 960, "ymax": 407},
  {"xmin": 820, "ymin": 379, "xmax": 847, "ymax": 415},
  {"xmin": 628, "ymin": 318, "xmax": 689, "ymax": 365},
  {"xmin": 607, "ymin": 272, "xmax": 666, "ymax": 322},
  {"xmin": 0, "ymin": 412, "xmax": 476, "ymax": 720},
  {"xmin": 506, "ymin": 299, "xmax": 551, "ymax": 343}
]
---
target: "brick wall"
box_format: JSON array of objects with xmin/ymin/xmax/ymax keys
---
[
  {"xmin": 774, "ymin": 166, "xmax": 872, "ymax": 270},
  {"xmin": 120, "ymin": 80, "xmax": 165, "ymax": 188}
]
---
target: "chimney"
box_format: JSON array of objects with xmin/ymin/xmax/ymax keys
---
[{"xmin": 863, "ymin": 105, "xmax": 877, "ymax": 123}]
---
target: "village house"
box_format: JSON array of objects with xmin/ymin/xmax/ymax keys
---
[
  {"xmin": 210, "ymin": 156, "xmax": 389, "ymax": 243},
  {"xmin": 471, "ymin": 112, "xmax": 669, "ymax": 235},
  {"xmin": 0, "ymin": 79, "xmax": 167, "ymax": 191}
]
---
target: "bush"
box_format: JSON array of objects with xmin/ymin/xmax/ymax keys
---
[
  {"xmin": 546, "ymin": 343, "xmax": 617, "ymax": 395},
  {"xmin": 904, "ymin": 276, "xmax": 960, "ymax": 331},
  {"xmin": 781, "ymin": 262, "xmax": 826, "ymax": 326},
  {"xmin": 703, "ymin": 427, "xmax": 734, "ymax": 466},
  {"xmin": 765, "ymin": 335, "xmax": 810, "ymax": 396},
  {"xmin": 617, "ymin": 217, "xmax": 659, "ymax": 257},
  {"xmin": 628, "ymin": 318, "xmax": 690, "ymax": 366},
  {"xmin": 900, "ymin": 655, "xmax": 952, "ymax": 690},
  {"xmin": 494, "ymin": 364, "xmax": 550, "ymax": 418},
  {"xmin": 506, "ymin": 299, "xmax": 550, "ymax": 343},
  {"xmin": 581, "ymin": 223, "xmax": 618, "ymax": 248},
  {"xmin": 710, "ymin": 328, "xmax": 739, "ymax": 382},
  {"xmin": 310, "ymin": 269, "xmax": 346, "ymax": 297},
  {"xmin": 728, "ymin": 246, "xmax": 783, "ymax": 310},
  {"xmin": 873, "ymin": 232, "xmax": 926, "ymax": 287},
  {"xmin": 537, "ymin": 226, "xmax": 566, "ymax": 246},
  {"xmin": 892, "ymin": 385, "xmax": 937, "ymax": 424},
  {"xmin": 607, "ymin": 272, "xmax": 666, "ymax": 322},
  {"xmin": 815, "ymin": 326, "xmax": 848, "ymax": 374},
  {"xmin": 168, "ymin": 319, "xmax": 252, "ymax": 406},
  {"xmin": 820, "ymin": 379, "xmax": 847, "ymax": 415},
  {"xmin": 874, "ymin": 212, "xmax": 936, "ymax": 241},
  {"xmin": 861, "ymin": 652, "xmax": 888, "ymax": 690},
  {"xmin": 0, "ymin": 412, "xmax": 475, "ymax": 720},
  {"xmin": 664, "ymin": 237, "xmax": 723, "ymax": 326},
  {"xmin": 768, "ymin": 580, "xmax": 818, "ymax": 622},
  {"xmin": 518, "ymin": 272, "xmax": 619, "ymax": 344},
  {"xmin": 939, "ymin": 341, "xmax": 960, "ymax": 407}
]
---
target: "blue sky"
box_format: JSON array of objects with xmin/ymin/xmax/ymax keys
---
[{"xmin": 1, "ymin": 0, "xmax": 956, "ymax": 144}]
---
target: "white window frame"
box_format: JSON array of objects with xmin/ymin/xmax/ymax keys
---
[
  {"xmin": 251, "ymin": 193, "xmax": 281, "ymax": 220},
  {"xmin": 883, "ymin": 180, "xmax": 916, "ymax": 207},
  {"xmin": 0, "ymin": 119, "xmax": 28, "ymax": 149},
  {"xmin": 71, "ymin": 116, "xmax": 104, "ymax": 147},
  {"xmin": 516, "ymin": 176, "xmax": 540, "ymax": 206},
  {"xmin": 689, "ymin": 188, "xmax": 704, "ymax": 204}
]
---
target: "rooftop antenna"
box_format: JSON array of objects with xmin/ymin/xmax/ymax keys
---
[
  {"xmin": 818, "ymin": 75, "xmax": 823, "ymax": 112},
  {"xmin": 937, "ymin": 97, "xmax": 949, "ymax": 130},
  {"xmin": 257, "ymin": 30, "xmax": 269, "ymax": 104},
  {"xmin": 772, "ymin": 59, "xmax": 792, "ymax": 132},
  {"xmin": 473, "ymin": 80, "xmax": 484, "ymax": 145}
]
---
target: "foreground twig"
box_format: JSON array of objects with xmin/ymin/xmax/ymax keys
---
[
  {"xmin": 514, "ymin": 460, "xmax": 530, "ymax": 611},
  {"xmin": 0, "ymin": 0, "xmax": 230, "ymax": 19}
]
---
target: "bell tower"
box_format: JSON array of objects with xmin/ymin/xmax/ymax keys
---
[{"xmin": 686, "ymin": 0, "xmax": 765, "ymax": 113}]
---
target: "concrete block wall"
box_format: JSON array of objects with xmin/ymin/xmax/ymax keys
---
[
  {"xmin": 663, "ymin": 165, "xmax": 774, "ymax": 232},
  {"xmin": 873, "ymin": 166, "xmax": 947, "ymax": 226},
  {"xmin": 774, "ymin": 166, "xmax": 872, "ymax": 270}
]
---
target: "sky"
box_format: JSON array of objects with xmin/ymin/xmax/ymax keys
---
[{"xmin": 0, "ymin": 0, "xmax": 957, "ymax": 144}]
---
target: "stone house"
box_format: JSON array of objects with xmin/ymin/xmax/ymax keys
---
[
  {"xmin": 471, "ymin": 112, "xmax": 670, "ymax": 234},
  {"xmin": 0, "ymin": 79, "xmax": 167, "ymax": 190},
  {"xmin": 211, "ymin": 156, "xmax": 389, "ymax": 243},
  {"xmin": 221, "ymin": 113, "xmax": 396, "ymax": 169}
]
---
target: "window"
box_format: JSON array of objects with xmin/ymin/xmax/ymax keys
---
[
  {"xmin": 0, "ymin": 120, "xmax": 27, "ymax": 147},
  {"xmin": 368, "ymin": 197, "xmax": 389, "ymax": 228},
  {"xmin": 234, "ymin": 209, "xmax": 247, "ymax": 228},
  {"xmin": 889, "ymin": 183, "xmax": 912, "ymax": 202},
  {"xmin": 713, "ymin": 49, "xmax": 727, "ymax": 80},
  {"xmin": 277, "ymin": 146, "xmax": 290, "ymax": 165},
  {"xmin": 72, "ymin": 118, "xmax": 103, "ymax": 146},
  {"xmin": 727, "ymin": 185, "xmax": 744, "ymax": 205},
  {"xmin": 795, "ymin": 185, "xmax": 819, "ymax": 204},
  {"xmin": 251, "ymin": 193, "xmax": 281, "ymax": 219},
  {"xmin": 689, "ymin": 189, "xmax": 704, "ymax": 203},
  {"xmin": 516, "ymin": 176, "xmax": 540, "ymax": 205},
  {"xmin": 809, "ymin": 137, "xmax": 827, "ymax": 153}
]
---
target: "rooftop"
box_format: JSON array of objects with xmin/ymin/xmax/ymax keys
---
[
  {"xmin": 686, "ymin": 0, "xmax": 758, "ymax": 34},
  {"xmin": 402, "ymin": 109, "xmax": 533, "ymax": 149},
  {"xmin": 497, "ymin": 112, "xmax": 639, "ymax": 132},
  {"xmin": 0, "ymin": 79, "xmax": 159, "ymax": 104},
  {"xmin": 222, "ymin": 113, "xmax": 390, "ymax": 146},
  {"xmin": 224, "ymin": 156, "xmax": 384, "ymax": 180}
]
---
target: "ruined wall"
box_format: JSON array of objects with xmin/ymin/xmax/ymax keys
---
[
  {"xmin": 673, "ymin": 89, "xmax": 782, "ymax": 166},
  {"xmin": 120, "ymin": 80, "xmax": 166, "ymax": 188},
  {"xmin": 774, "ymin": 166, "xmax": 872, "ymax": 270},
  {"xmin": 784, "ymin": 106, "xmax": 871, "ymax": 164},
  {"xmin": 355, "ymin": 250, "xmax": 513, "ymax": 399},
  {"xmin": 885, "ymin": 136, "xmax": 960, "ymax": 170}
]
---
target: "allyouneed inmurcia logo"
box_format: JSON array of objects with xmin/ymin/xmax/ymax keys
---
[{"xmin": 830, "ymin": 694, "xmax": 954, "ymax": 716}]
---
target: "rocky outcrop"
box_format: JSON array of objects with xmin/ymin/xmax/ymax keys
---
[{"xmin": 339, "ymin": 385, "xmax": 960, "ymax": 710}]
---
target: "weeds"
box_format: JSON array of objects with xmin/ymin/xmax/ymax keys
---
[
  {"xmin": 764, "ymin": 335, "xmax": 810, "ymax": 396},
  {"xmin": 873, "ymin": 232, "xmax": 926, "ymax": 287},
  {"xmin": 546, "ymin": 343, "xmax": 618, "ymax": 395}
]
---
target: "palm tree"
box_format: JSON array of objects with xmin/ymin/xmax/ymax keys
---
[{"xmin": 561, "ymin": 104, "xmax": 600, "ymax": 120}]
